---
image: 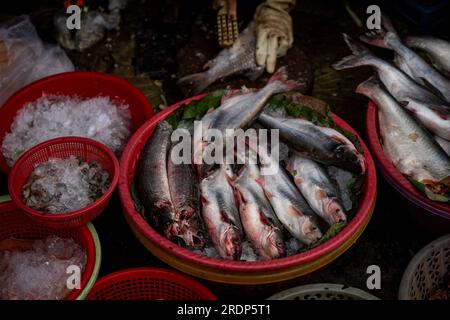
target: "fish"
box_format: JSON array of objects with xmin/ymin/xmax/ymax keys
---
[
  {"xmin": 360, "ymin": 16, "xmax": 450, "ymax": 102},
  {"xmin": 178, "ymin": 22, "xmax": 264, "ymax": 95},
  {"xmin": 254, "ymin": 144, "xmax": 323, "ymax": 245},
  {"xmin": 404, "ymin": 36, "xmax": 450, "ymax": 77},
  {"xmin": 167, "ymin": 143, "xmax": 205, "ymax": 248},
  {"xmin": 234, "ymin": 163, "xmax": 285, "ymax": 260},
  {"xmin": 257, "ymin": 113, "xmax": 365, "ymax": 174},
  {"xmin": 286, "ymin": 151, "xmax": 347, "ymax": 226},
  {"xmin": 333, "ymin": 34, "xmax": 450, "ymax": 140},
  {"xmin": 356, "ymin": 77, "xmax": 450, "ymax": 197},
  {"xmin": 137, "ymin": 122, "xmax": 177, "ymax": 235},
  {"xmin": 200, "ymin": 164, "xmax": 242, "ymax": 260},
  {"xmin": 193, "ymin": 67, "xmax": 300, "ymax": 176}
]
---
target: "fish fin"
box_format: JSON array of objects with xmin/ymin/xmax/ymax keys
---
[
  {"xmin": 177, "ymin": 72, "xmax": 212, "ymax": 95},
  {"xmin": 268, "ymin": 67, "xmax": 301, "ymax": 91},
  {"xmin": 399, "ymin": 100, "xmax": 409, "ymax": 108},
  {"xmin": 332, "ymin": 34, "xmax": 373, "ymax": 70},
  {"xmin": 203, "ymin": 59, "xmax": 215, "ymax": 70},
  {"xmin": 419, "ymin": 77, "xmax": 448, "ymax": 102},
  {"xmin": 355, "ymin": 76, "xmax": 381, "ymax": 96},
  {"xmin": 245, "ymin": 67, "xmax": 264, "ymax": 81},
  {"xmin": 360, "ymin": 29, "xmax": 388, "ymax": 48}
]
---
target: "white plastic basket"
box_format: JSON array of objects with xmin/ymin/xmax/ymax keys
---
[
  {"xmin": 399, "ymin": 234, "xmax": 450, "ymax": 300},
  {"xmin": 267, "ymin": 283, "xmax": 379, "ymax": 300}
]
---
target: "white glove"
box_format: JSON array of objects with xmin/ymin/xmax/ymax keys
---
[{"xmin": 254, "ymin": 0, "xmax": 296, "ymax": 73}]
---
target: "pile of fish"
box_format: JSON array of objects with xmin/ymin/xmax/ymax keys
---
[
  {"xmin": 137, "ymin": 68, "xmax": 365, "ymax": 261},
  {"xmin": 333, "ymin": 14, "xmax": 450, "ymax": 201}
]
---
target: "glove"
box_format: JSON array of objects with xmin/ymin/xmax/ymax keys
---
[
  {"xmin": 213, "ymin": 0, "xmax": 237, "ymax": 19},
  {"xmin": 254, "ymin": 0, "xmax": 296, "ymax": 73}
]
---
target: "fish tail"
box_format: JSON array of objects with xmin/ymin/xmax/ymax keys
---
[
  {"xmin": 355, "ymin": 76, "xmax": 382, "ymax": 98},
  {"xmin": 177, "ymin": 72, "xmax": 212, "ymax": 95},
  {"xmin": 267, "ymin": 66, "xmax": 302, "ymax": 92},
  {"xmin": 332, "ymin": 34, "xmax": 374, "ymax": 70}
]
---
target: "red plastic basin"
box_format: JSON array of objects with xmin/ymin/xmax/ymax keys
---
[
  {"xmin": 0, "ymin": 71, "xmax": 153, "ymax": 174},
  {"xmin": 118, "ymin": 93, "xmax": 377, "ymax": 284},
  {"xmin": 366, "ymin": 101, "xmax": 450, "ymax": 233}
]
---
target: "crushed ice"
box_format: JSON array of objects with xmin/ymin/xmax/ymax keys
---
[
  {"xmin": 22, "ymin": 156, "xmax": 110, "ymax": 213},
  {"xmin": 0, "ymin": 236, "xmax": 87, "ymax": 300},
  {"xmin": 2, "ymin": 94, "xmax": 132, "ymax": 166}
]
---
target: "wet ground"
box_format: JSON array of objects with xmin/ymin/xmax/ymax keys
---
[{"xmin": 1, "ymin": 0, "xmax": 450, "ymax": 300}]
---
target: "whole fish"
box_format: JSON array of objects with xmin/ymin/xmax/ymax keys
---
[
  {"xmin": 404, "ymin": 36, "xmax": 450, "ymax": 77},
  {"xmin": 193, "ymin": 67, "xmax": 300, "ymax": 176},
  {"xmin": 360, "ymin": 17, "xmax": 450, "ymax": 102},
  {"xmin": 333, "ymin": 34, "xmax": 450, "ymax": 140},
  {"xmin": 200, "ymin": 164, "xmax": 243, "ymax": 260},
  {"xmin": 234, "ymin": 163, "xmax": 285, "ymax": 260},
  {"xmin": 167, "ymin": 143, "xmax": 205, "ymax": 248},
  {"xmin": 286, "ymin": 151, "xmax": 347, "ymax": 226},
  {"xmin": 178, "ymin": 22, "xmax": 264, "ymax": 95},
  {"xmin": 257, "ymin": 113, "xmax": 366, "ymax": 174},
  {"xmin": 356, "ymin": 77, "xmax": 450, "ymax": 197},
  {"xmin": 254, "ymin": 144, "xmax": 323, "ymax": 245},
  {"xmin": 137, "ymin": 122, "xmax": 178, "ymax": 236}
]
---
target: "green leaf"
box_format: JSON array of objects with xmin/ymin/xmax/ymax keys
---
[
  {"xmin": 300, "ymin": 222, "xmax": 347, "ymax": 252},
  {"xmin": 408, "ymin": 177, "xmax": 450, "ymax": 203},
  {"xmin": 181, "ymin": 90, "xmax": 224, "ymax": 122}
]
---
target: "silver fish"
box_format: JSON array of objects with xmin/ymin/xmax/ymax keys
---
[
  {"xmin": 287, "ymin": 152, "xmax": 347, "ymax": 226},
  {"xmin": 254, "ymin": 144, "xmax": 323, "ymax": 245},
  {"xmin": 257, "ymin": 113, "xmax": 366, "ymax": 174},
  {"xmin": 434, "ymin": 135, "xmax": 450, "ymax": 157},
  {"xmin": 356, "ymin": 77, "xmax": 450, "ymax": 197},
  {"xmin": 178, "ymin": 22, "xmax": 264, "ymax": 95},
  {"xmin": 333, "ymin": 34, "xmax": 450, "ymax": 140},
  {"xmin": 193, "ymin": 67, "xmax": 300, "ymax": 176},
  {"xmin": 360, "ymin": 17, "xmax": 450, "ymax": 102},
  {"xmin": 200, "ymin": 164, "xmax": 242, "ymax": 260},
  {"xmin": 167, "ymin": 143, "xmax": 205, "ymax": 248},
  {"xmin": 404, "ymin": 36, "xmax": 450, "ymax": 77},
  {"xmin": 234, "ymin": 163, "xmax": 285, "ymax": 260}
]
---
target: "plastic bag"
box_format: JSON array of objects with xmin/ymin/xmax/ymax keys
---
[{"xmin": 0, "ymin": 15, "xmax": 74, "ymax": 107}]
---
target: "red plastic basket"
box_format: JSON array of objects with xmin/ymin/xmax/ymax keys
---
[
  {"xmin": 86, "ymin": 267, "xmax": 216, "ymax": 300},
  {"xmin": 0, "ymin": 71, "xmax": 153, "ymax": 174},
  {"xmin": 8, "ymin": 137, "xmax": 119, "ymax": 228},
  {"xmin": 0, "ymin": 200, "xmax": 101, "ymax": 300},
  {"xmin": 366, "ymin": 101, "xmax": 450, "ymax": 220},
  {"xmin": 118, "ymin": 93, "xmax": 377, "ymax": 283}
]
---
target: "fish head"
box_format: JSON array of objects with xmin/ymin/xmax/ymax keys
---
[
  {"xmin": 177, "ymin": 221, "xmax": 205, "ymax": 248},
  {"xmin": 335, "ymin": 144, "xmax": 366, "ymax": 175},
  {"xmin": 260, "ymin": 228, "xmax": 285, "ymax": 260},
  {"xmin": 218, "ymin": 226, "xmax": 242, "ymax": 260},
  {"xmin": 324, "ymin": 198, "xmax": 347, "ymax": 225},
  {"xmin": 299, "ymin": 217, "xmax": 323, "ymax": 245}
]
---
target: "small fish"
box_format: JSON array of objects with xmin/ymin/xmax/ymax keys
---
[
  {"xmin": 287, "ymin": 151, "xmax": 347, "ymax": 226},
  {"xmin": 200, "ymin": 164, "xmax": 242, "ymax": 260},
  {"xmin": 253, "ymin": 144, "xmax": 323, "ymax": 245},
  {"xmin": 333, "ymin": 34, "xmax": 450, "ymax": 140},
  {"xmin": 234, "ymin": 163, "xmax": 285, "ymax": 260},
  {"xmin": 404, "ymin": 36, "xmax": 450, "ymax": 77},
  {"xmin": 360, "ymin": 15, "xmax": 450, "ymax": 102},
  {"xmin": 193, "ymin": 67, "xmax": 300, "ymax": 176},
  {"xmin": 257, "ymin": 113, "xmax": 365, "ymax": 174},
  {"xmin": 167, "ymin": 143, "xmax": 205, "ymax": 248},
  {"xmin": 356, "ymin": 77, "xmax": 450, "ymax": 197},
  {"xmin": 178, "ymin": 22, "xmax": 264, "ymax": 95}
]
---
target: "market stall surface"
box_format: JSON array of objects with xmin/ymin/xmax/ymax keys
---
[{"xmin": 1, "ymin": 0, "xmax": 448, "ymax": 300}]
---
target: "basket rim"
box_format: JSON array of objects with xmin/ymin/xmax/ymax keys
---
[
  {"xmin": 118, "ymin": 93, "xmax": 377, "ymax": 273},
  {"xmin": 8, "ymin": 136, "xmax": 120, "ymax": 221},
  {"xmin": 366, "ymin": 101, "xmax": 450, "ymax": 219},
  {"xmin": 0, "ymin": 70, "xmax": 153, "ymax": 175},
  {"xmin": 398, "ymin": 234, "xmax": 450, "ymax": 300},
  {"xmin": 86, "ymin": 267, "xmax": 217, "ymax": 300},
  {"xmin": 267, "ymin": 283, "xmax": 380, "ymax": 300}
]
